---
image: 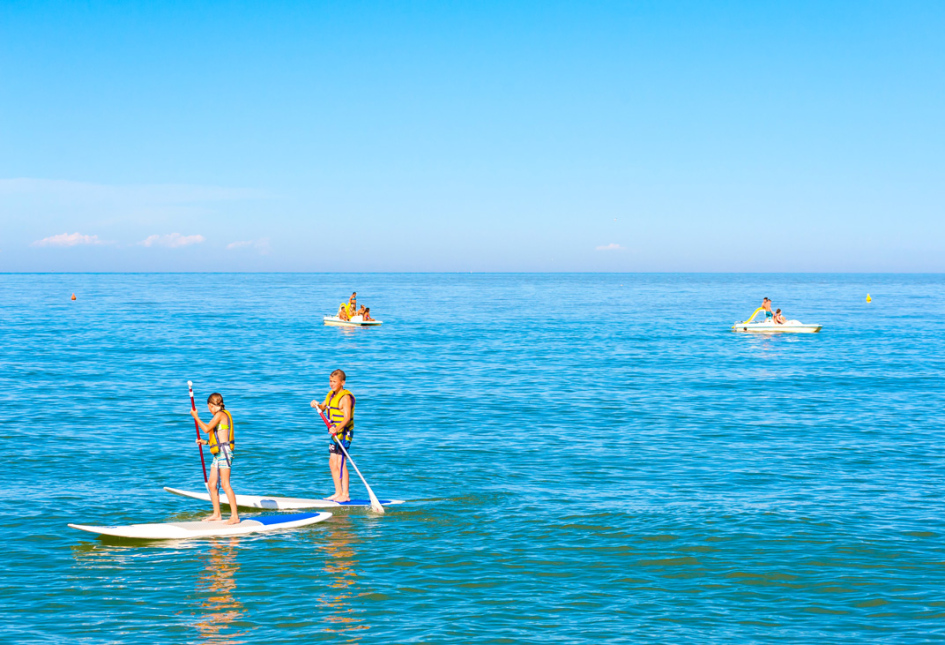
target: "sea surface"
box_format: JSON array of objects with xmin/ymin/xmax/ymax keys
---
[{"xmin": 1, "ymin": 273, "xmax": 943, "ymax": 644}]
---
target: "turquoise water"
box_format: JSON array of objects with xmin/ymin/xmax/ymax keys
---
[{"xmin": 2, "ymin": 273, "xmax": 943, "ymax": 643}]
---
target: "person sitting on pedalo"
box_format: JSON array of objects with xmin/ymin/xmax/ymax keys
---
[
  {"xmin": 310, "ymin": 369, "xmax": 355, "ymax": 502},
  {"xmin": 191, "ymin": 392, "xmax": 240, "ymax": 524}
]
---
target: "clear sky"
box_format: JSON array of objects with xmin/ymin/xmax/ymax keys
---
[{"xmin": 1, "ymin": 1, "xmax": 942, "ymax": 272}]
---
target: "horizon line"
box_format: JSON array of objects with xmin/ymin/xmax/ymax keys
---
[{"xmin": 1, "ymin": 271, "xmax": 942, "ymax": 276}]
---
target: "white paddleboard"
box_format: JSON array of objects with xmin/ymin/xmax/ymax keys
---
[
  {"xmin": 68, "ymin": 511, "xmax": 331, "ymax": 540},
  {"xmin": 165, "ymin": 486, "xmax": 405, "ymax": 510}
]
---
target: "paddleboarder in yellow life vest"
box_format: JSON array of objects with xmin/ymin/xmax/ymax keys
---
[
  {"xmin": 191, "ymin": 392, "xmax": 239, "ymax": 524},
  {"xmin": 310, "ymin": 370, "xmax": 354, "ymax": 502}
]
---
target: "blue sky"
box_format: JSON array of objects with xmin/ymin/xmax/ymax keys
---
[{"xmin": 1, "ymin": 1, "xmax": 942, "ymax": 271}]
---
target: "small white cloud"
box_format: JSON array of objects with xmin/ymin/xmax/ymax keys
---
[
  {"xmin": 595, "ymin": 243, "xmax": 624, "ymax": 251},
  {"xmin": 227, "ymin": 237, "xmax": 271, "ymax": 254},
  {"xmin": 32, "ymin": 232, "xmax": 105, "ymax": 247},
  {"xmin": 140, "ymin": 233, "xmax": 205, "ymax": 248}
]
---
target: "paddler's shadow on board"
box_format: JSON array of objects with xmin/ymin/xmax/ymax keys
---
[{"xmin": 311, "ymin": 516, "xmax": 369, "ymax": 638}]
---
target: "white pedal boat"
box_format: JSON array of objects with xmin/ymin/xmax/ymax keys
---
[
  {"xmin": 733, "ymin": 320, "xmax": 822, "ymax": 333},
  {"xmin": 323, "ymin": 315, "xmax": 382, "ymax": 327}
]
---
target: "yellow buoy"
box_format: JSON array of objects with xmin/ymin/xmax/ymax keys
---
[
  {"xmin": 71, "ymin": 293, "xmax": 76, "ymax": 301},
  {"xmin": 866, "ymin": 294, "xmax": 871, "ymax": 303}
]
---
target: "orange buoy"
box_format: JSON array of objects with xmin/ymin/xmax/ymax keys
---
[{"xmin": 71, "ymin": 293, "xmax": 76, "ymax": 300}]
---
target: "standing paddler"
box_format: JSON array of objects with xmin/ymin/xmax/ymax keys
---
[
  {"xmin": 310, "ymin": 369, "xmax": 355, "ymax": 502},
  {"xmin": 191, "ymin": 392, "xmax": 239, "ymax": 524}
]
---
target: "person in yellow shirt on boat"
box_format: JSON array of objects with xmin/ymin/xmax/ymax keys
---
[
  {"xmin": 310, "ymin": 370, "xmax": 355, "ymax": 502},
  {"xmin": 191, "ymin": 392, "xmax": 240, "ymax": 524}
]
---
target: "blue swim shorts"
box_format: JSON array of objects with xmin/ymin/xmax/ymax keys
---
[{"xmin": 328, "ymin": 438, "xmax": 351, "ymax": 456}]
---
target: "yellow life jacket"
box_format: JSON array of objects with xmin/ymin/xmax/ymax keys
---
[
  {"xmin": 208, "ymin": 410, "xmax": 235, "ymax": 455},
  {"xmin": 323, "ymin": 388, "xmax": 355, "ymax": 439}
]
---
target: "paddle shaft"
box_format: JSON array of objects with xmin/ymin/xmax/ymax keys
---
[
  {"xmin": 189, "ymin": 381, "xmax": 208, "ymax": 483},
  {"xmin": 314, "ymin": 404, "xmax": 385, "ymax": 514}
]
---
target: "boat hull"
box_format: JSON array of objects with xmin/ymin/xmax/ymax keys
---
[
  {"xmin": 732, "ymin": 321, "xmax": 821, "ymax": 333},
  {"xmin": 323, "ymin": 316, "xmax": 383, "ymax": 327}
]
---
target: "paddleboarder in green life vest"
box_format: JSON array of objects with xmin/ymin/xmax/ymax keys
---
[
  {"xmin": 191, "ymin": 392, "xmax": 240, "ymax": 524},
  {"xmin": 310, "ymin": 369, "xmax": 355, "ymax": 502}
]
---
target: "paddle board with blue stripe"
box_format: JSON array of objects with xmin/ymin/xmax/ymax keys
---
[
  {"xmin": 68, "ymin": 511, "xmax": 332, "ymax": 540},
  {"xmin": 164, "ymin": 486, "xmax": 405, "ymax": 509}
]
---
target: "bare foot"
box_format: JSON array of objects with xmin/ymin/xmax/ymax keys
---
[
  {"xmin": 203, "ymin": 515, "xmax": 222, "ymax": 522},
  {"xmin": 226, "ymin": 517, "xmax": 240, "ymax": 525},
  {"xmin": 336, "ymin": 496, "xmax": 350, "ymax": 503},
  {"xmin": 325, "ymin": 494, "xmax": 340, "ymax": 501}
]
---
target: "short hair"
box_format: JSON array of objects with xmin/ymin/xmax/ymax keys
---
[
  {"xmin": 330, "ymin": 369, "xmax": 347, "ymax": 381},
  {"xmin": 207, "ymin": 392, "xmax": 225, "ymax": 408}
]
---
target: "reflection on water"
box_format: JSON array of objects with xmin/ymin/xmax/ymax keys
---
[
  {"xmin": 319, "ymin": 517, "xmax": 368, "ymax": 639},
  {"xmin": 193, "ymin": 537, "xmax": 246, "ymax": 644}
]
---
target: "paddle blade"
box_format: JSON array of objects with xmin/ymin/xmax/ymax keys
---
[{"xmin": 316, "ymin": 407, "xmax": 385, "ymax": 513}]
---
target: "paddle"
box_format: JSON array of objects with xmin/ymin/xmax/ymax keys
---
[
  {"xmin": 313, "ymin": 405, "xmax": 385, "ymax": 514},
  {"xmin": 188, "ymin": 380, "xmax": 208, "ymax": 484}
]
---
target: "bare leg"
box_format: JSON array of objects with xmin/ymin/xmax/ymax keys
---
[
  {"xmin": 219, "ymin": 467, "xmax": 240, "ymax": 524},
  {"xmin": 204, "ymin": 467, "xmax": 222, "ymax": 521},
  {"xmin": 337, "ymin": 457, "xmax": 350, "ymax": 502},
  {"xmin": 326, "ymin": 453, "xmax": 343, "ymax": 500}
]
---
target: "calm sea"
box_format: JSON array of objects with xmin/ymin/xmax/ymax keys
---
[{"xmin": 1, "ymin": 273, "xmax": 943, "ymax": 643}]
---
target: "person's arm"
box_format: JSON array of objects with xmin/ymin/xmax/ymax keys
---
[
  {"xmin": 330, "ymin": 395, "xmax": 352, "ymax": 436},
  {"xmin": 190, "ymin": 410, "xmax": 222, "ymax": 441}
]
